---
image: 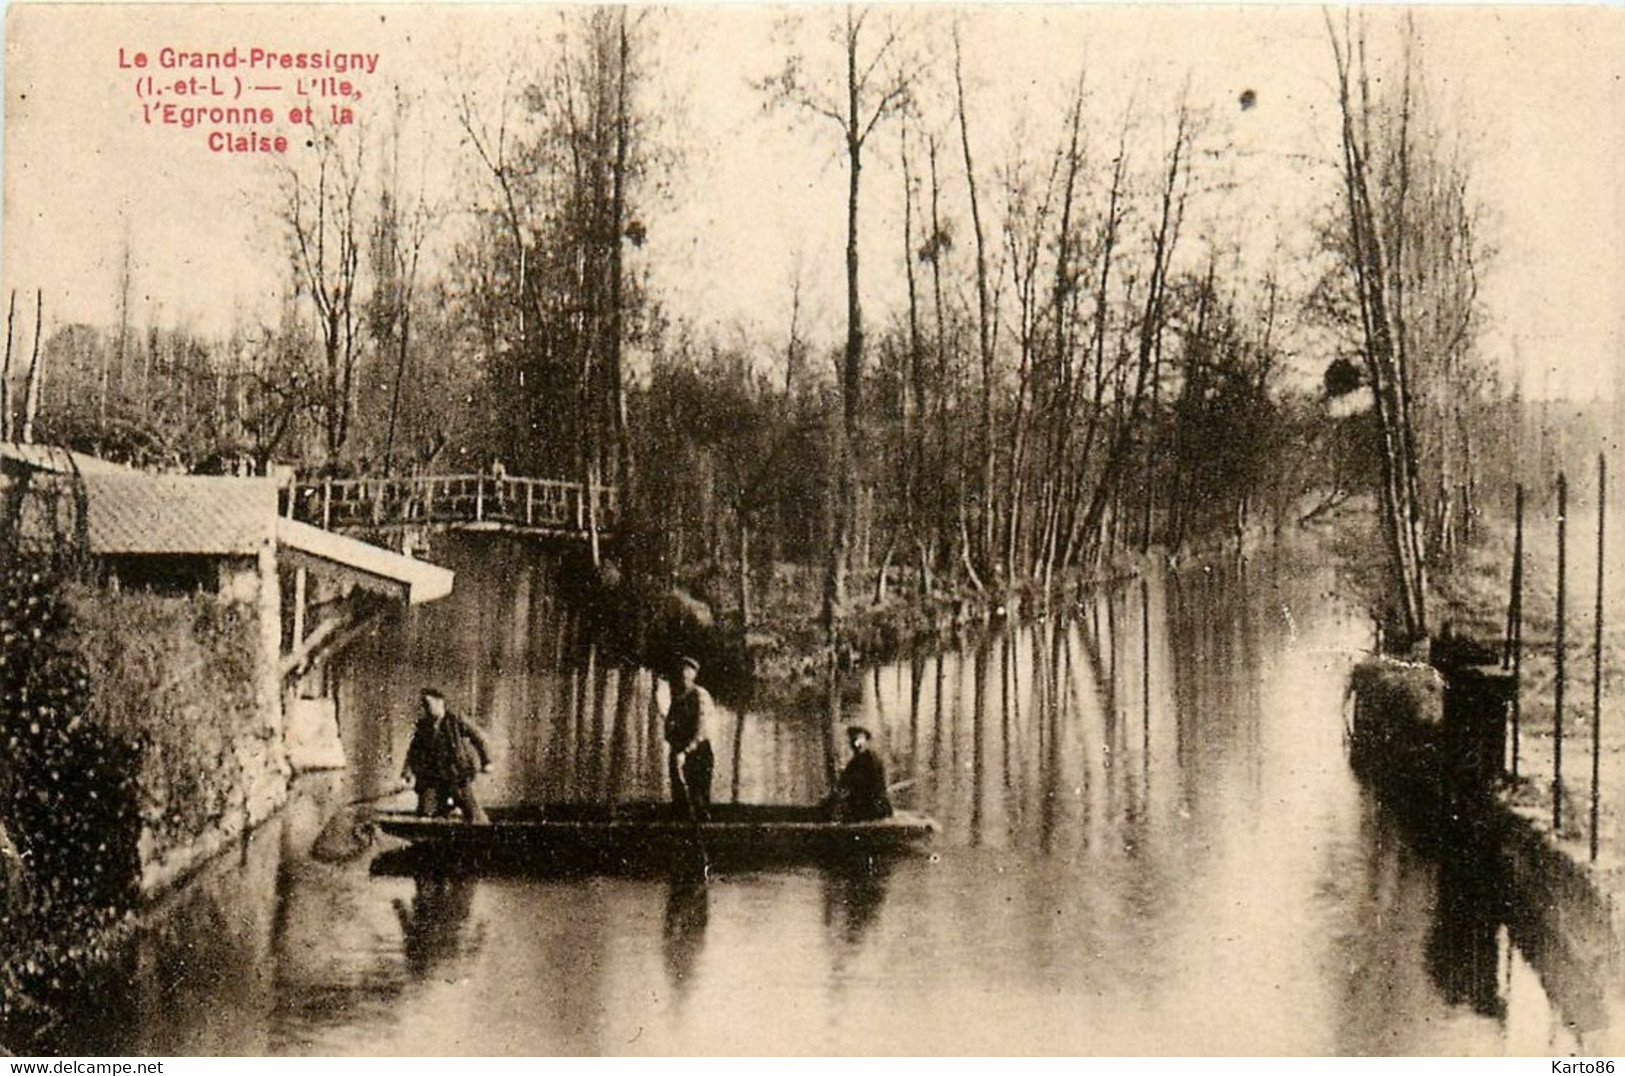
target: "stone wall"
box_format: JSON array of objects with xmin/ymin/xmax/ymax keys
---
[
  {"xmin": 70, "ymin": 567, "xmax": 289, "ymax": 897},
  {"xmin": 1350, "ymin": 653, "xmax": 1625, "ymax": 1016}
]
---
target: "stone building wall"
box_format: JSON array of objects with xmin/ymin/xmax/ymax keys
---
[{"xmin": 70, "ymin": 559, "xmax": 289, "ymax": 897}]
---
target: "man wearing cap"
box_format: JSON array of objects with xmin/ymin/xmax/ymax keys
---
[
  {"xmin": 828, "ymin": 726, "xmax": 893, "ymax": 822},
  {"xmin": 664, "ymin": 656, "xmax": 714, "ymax": 819},
  {"xmin": 403, "ymin": 687, "xmax": 492, "ymax": 824}
]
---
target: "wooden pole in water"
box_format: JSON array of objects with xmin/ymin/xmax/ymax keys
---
[
  {"xmin": 1592, "ymin": 453, "xmax": 1607, "ymax": 862},
  {"xmin": 1555, "ymin": 473, "xmax": 1567, "ymax": 834},
  {"xmin": 1506, "ymin": 484, "xmax": 1525, "ymax": 778}
]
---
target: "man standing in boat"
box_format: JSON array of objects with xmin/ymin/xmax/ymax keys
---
[
  {"xmin": 403, "ymin": 687, "xmax": 492, "ymax": 824},
  {"xmin": 664, "ymin": 656, "xmax": 714, "ymax": 820},
  {"xmin": 828, "ymin": 726, "xmax": 893, "ymax": 821}
]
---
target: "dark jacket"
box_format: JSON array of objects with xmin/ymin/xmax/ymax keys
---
[
  {"xmin": 663, "ymin": 685, "xmax": 712, "ymax": 752},
  {"xmin": 832, "ymin": 748, "xmax": 892, "ymax": 821},
  {"xmin": 405, "ymin": 710, "xmax": 490, "ymax": 784}
]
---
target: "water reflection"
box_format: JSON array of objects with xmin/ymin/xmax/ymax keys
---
[
  {"xmin": 392, "ymin": 875, "xmax": 482, "ymax": 980},
  {"xmin": 27, "ymin": 537, "xmax": 1622, "ymax": 1056},
  {"xmin": 821, "ymin": 859, "xmax": 891, "ymax": 947},
  {"xmin": 661, "ymin": 880, "xmax": 709, "ymax": 1003},
  {"xmin": 1429, "ymin": 853, "xmax": 1508, "ymax": 1019}
]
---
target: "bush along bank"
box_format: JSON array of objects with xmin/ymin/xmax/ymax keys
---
[{"xmin": 568, "ymin": 539, "xmax": 1184, "ymax": 716}]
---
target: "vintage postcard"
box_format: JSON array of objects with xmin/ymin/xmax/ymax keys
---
[{"xmin": 2, "ymin": 2, "xmax": 1623, "ymax": 1059}]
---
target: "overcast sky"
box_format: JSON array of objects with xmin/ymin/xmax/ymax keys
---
[{"xmin": 5, "ymin": 4, "xmax": 1622, "ymax": 400}]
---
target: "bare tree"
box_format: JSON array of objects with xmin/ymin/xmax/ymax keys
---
[
  {"xmin": 368, "ymin": 93, "xmax": 436, "ymax": 478},
  {"xmin": 999, "ymin": 124, "xmax": 1059, "ymax": 582},
  {"xmin": 1034, "ymin": 72, "xmax": 1089, "ymax": 589},
  {"xmin": 760, "ymin": 7, "xmax": 919, "ymax": 641},
  {"xmin": 21, "ymin": 291, "xmax": 44, "ymax": 444},
  {"xmin": 107, "ymin": 229, "xmax": 133, "ymax": 430},
  {"xmin": 1, "ymin": 290, "xmax": 15, "ymax": 441},
  {"xmin": 897, "ymin": 120, "xmax": 935, "ymax": 592},
  {"xmin": 1054, "ymin": 111, "xmax": 1129, "ymax": 573},
  {"xmin": 1323, "ymin": 13, "xmax": 1485, "ymax": 644},
  {"xmin": 283, "ymin": 126, "xmax": 368, "ymax": 464},
  {"xmin": 953, "ymin": 28, "xmax": 1000, "ymax": 580},
  {"xmin": 1075, "ymin": 104, "xmax": 1192, "ymax": 567},
  {"xmin": 241, "ymin": 327, "xmax": 320, "ymax": 473}
]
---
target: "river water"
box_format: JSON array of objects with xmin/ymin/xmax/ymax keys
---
[{"xmin": 35, "ymin": 536, "xmax": 1624, "ymax": 1055}]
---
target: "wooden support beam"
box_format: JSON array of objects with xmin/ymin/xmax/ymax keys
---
[{"xmin": 291, "ymin": 565, "xmax": 307, "ymax": 653}]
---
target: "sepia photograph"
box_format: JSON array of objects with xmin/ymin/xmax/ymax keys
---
[{"xmin": 2, "ymin": 1, "xmax": 1623, "ymax": 1057}]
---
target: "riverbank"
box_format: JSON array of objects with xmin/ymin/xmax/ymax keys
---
[
  {"xmin": 1334, "ymin": 491, "xmax": 1625, "ymax": 974},
  {"xmin": 595, "ymin": 531, "xmax": 1237, "ymax": 717},
  {"xmin": 1429, "ymin": 501, "xmax": 1625, "ymax": 957}
]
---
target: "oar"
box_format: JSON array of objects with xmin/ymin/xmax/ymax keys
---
[{"xmin": 311, "ymin": 783, "xmax": 412, "ymax": 863}]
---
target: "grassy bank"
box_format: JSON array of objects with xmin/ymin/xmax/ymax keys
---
[{"xmin": 1, "ymin": 565, "xmax": 288, "ymax": 1051}]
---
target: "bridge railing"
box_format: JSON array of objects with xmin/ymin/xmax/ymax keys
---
[{"xmin": 283, "ymin": 474, "xmax": 618, "ymax": 535}]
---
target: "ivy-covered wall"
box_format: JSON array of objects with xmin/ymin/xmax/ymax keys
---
[
  {"xmin": 69, "ymin": 578, "xmax": 289, "ymax": 891},
  {"xmin": 2, "ymin": 550, "xmax": 289, "ymax": 1041},
  {"xmin": 2, "ymin": 558, "xmax": 143, "ymax": 1033}
]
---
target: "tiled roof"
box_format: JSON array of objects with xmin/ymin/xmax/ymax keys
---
[{"xmin": 84, "ymin": 474, "xmax": 276, "ymax": 555}]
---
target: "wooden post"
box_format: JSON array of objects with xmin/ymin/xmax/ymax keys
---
[
  {"xmin": 1592, "ymin": 453, "xmax": 1606, "ymax": 862},
  {"xmin": 475, "ymin": 475, "xmax": 485, "ymax": 523},
  {"xmin": 1505, "ymin": 484, "xmax": 1525, "ymax": 778},
  {"xmin": 291, "ymin": 566, "xmax": 307, "ymax": 656},
  {"xmin": 526, "ymin": 480, "xmax": 535, "ymax": 528},
  {"xmin": 321, "ymin": 479, "xmax": 333, "ymax": 531},
  {"xmin": 1555, "ymin": 472, "xmax": 1567, "ymax": 834}
]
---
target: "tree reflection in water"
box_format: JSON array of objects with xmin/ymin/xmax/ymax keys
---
[
  {"xmin": 1426, "ymin": 851, "xmax": 1507, "ymax": 1019},
  {"xmin": 391, "ymin": 873, "xmax": 481, "ymax": 980}
]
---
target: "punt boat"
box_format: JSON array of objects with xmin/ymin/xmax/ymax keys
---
[{"xmin": 371, "ymin": 801, "xmax": 938, "ymax": 875}]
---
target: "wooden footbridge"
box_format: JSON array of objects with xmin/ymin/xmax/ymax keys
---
[{"xmin": 282, "ymin": 472, "xmax": 617, "ymax": 539}]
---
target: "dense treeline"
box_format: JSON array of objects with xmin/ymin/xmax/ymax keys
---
[{"xmin": 2, "ymin": 8, "xmax": 1535, "ymax": 644}]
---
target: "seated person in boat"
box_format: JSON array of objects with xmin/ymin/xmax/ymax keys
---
[
  {"xmin": 664, "ymin": 656, "xmax": 714, "ymax": 820},
  {"xmin": 827, "ymin": 726, "xmax": 893, "ymax": 822},
  {"xmin": 403, "ymin": 687, "xmax": 492, "ymax": 823}
]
